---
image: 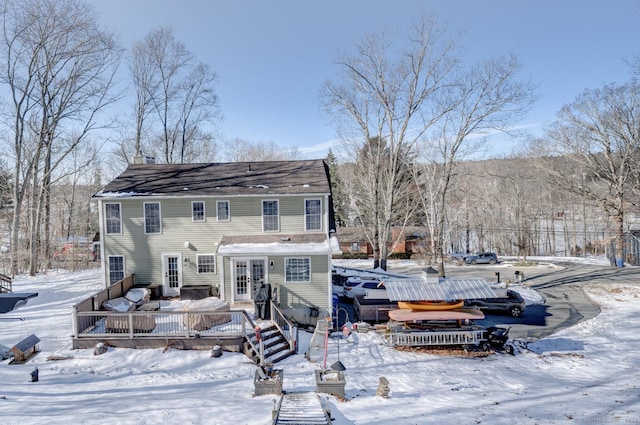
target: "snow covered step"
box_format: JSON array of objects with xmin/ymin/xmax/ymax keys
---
[{"xmin": 273, "ymin": 392, "xmax": 331, "ymax": 425}]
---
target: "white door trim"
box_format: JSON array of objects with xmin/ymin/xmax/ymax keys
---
[
  {"xmin": 161, "ymin": 253, "xmax": 183, "ymax": 297},
  {"xmin": 231, "ymin": 257, "xmax": 267, "ymax": 303}
]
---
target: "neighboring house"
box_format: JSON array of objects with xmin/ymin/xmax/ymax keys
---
[
  {"xmin": 93, "ymin": 159, "xmax": 340, "ymax": 323},
  {"xmin": 336, "ymin": 226, "xmax": 429, "ymax": 256}
]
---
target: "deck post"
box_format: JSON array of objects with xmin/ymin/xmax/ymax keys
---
[
  {"xmin": 128, "ymin": 314, "xmax": 134, "ymax": 339},
  {"xmin": 71, "ymin": 306, "xmax": 78, "ymax": 338}
]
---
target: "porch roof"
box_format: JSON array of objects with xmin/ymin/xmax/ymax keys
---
[
  {"xmin": 217, "ymin": 234, "xmax": 332, "ymax": 255},
  {"xmin": 383, "ymin": 278, "xmax": 498, "ymax": 301}
]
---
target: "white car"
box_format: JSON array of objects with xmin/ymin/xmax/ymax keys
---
[{"xmin": 342, "ymin": 277, "xmax": 387, "ymax": 299}]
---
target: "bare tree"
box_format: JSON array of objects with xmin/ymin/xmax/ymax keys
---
[
  {"xmin": 413, "ymin": 54, "xmax": 535, "ymax": 276},
  {"xmin": 221, "ymin": 138, "xmax": 301, "ymax": 162},
  {"xmin": 130, "ymin": 26, "xmax": 220, "ymax": 164},
  {"xmin": 321, "ymin": 16, "xmax": 458, "ymax": 270},
  {"xmin": 0, "ymin": 0, "xmax": 121, "ymax": 275},
  {"xmin": 129, "ymin": 34, "xmax": 160, "ymax": 158},
  {"xmin": 534, "ymin": 80, "xmax": 640, "ymax": 266}
]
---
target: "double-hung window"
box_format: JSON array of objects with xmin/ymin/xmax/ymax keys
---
[
  {"xmin": 197, "ymin": 254, "xmax": 216, "ymax": 273},
  {"xmin": 144, "ymin": 202, "xmax": 161, "ymax": 234},
  {"xmin": 217, "ymin": 201, "xmax": 230, "ymax": 221},
  {"xmin": 262, "ymin": 200, "xmax": 279, "ymax": 232},
  {"xmin": 285, "ymin": 257, "xmax": 310, "ymax": 283},
  {"xmin": 104, "ymin": 203, "xmax": 121, "ymax": 234},
  {"xmin": 108, "ymin": 256, "xmax": 125, "ymax": 285},
  {"xmin": 192, "ymin": 201, "xmax": 205, "ymax": 222},
  {"xmin": 305, "ymin": 199, "xmax": 322, "ymax": 231}
]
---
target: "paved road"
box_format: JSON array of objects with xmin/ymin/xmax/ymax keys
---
[{"xmin": 367, "ymin": 260, "xmax": 640, "ymax": 340}]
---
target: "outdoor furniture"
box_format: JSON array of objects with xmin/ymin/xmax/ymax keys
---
[
  {"xmin": 137, "ymin": 301, "xmax": 160, "ymax": 311},
  {"xmin": 180, "ymin": 285, "xmax": 211, "ymax": 300},
  {"xmin": 102, "ymin": 296, "xmax": 156, "ymax": 333},
  {"xmin": 105, "ymin": 314, "xmax": 156, "ymax": 333},
  {"xmin": 182, "ymin": 298, "xmax": 231, "ymax": 331}
]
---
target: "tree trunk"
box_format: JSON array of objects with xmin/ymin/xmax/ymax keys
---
[{"xmin": 614, "ymin": 211, "xmax": 625, "ymax": 267}]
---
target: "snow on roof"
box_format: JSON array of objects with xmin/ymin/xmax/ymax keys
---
[
  {"xmin": 217, "ymin": 241, "xmax": 330, "ymax": 255},
  {"xmin": 216, "ymin": 233, "xmax": 340, "ymax": 255},
  {"xmin": 93, "ymin": 191, "xmax": 155, "ymax": 198}
]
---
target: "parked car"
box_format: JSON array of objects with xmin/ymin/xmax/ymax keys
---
[
  {"xmin": 464, "ymin": 289, "xmax": 526, "ymax": 317},
  {"xmin": 342, "ymin": 277, "xmax": 387, "ymax": 300},
  {"xmin": 464, "ymin": 252, "xmax": 498, "ymax": 265}
]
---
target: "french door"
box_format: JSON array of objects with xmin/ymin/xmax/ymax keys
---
[{"xmin": 233, "ymin": 258, "xmax": 266, "ymax": 301}]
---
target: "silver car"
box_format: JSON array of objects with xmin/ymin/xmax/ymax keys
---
[{"xmin": 464, "ymin": 252, "xmax": 498, "ymax": 265}]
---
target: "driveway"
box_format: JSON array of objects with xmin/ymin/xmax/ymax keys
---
[
  {"xmin": 440, "ymin": 260, "xmax": 640, "ymax": 340},
  {"xmin": 335, "ymin": 259, "xmax": 640, "ymax": 340}
]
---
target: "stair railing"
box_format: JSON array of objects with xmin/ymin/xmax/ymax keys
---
[
  {"xmin": 270, "ymin": 302, "xmax": 297, "ymax": 353},
  {"xmin": 240, "ymin": 310, "xmax": 264, "ymax": 365}
]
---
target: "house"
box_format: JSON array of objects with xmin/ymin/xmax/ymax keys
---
[
  {"xmin": 336, "ymin": 226, "xmax": 430, "ymax": 257},
  {"xmin": 93, "ymin": 159, "xmax": 340, "ymax": 324}
]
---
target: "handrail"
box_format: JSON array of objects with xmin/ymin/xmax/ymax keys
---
[
  {"xmin": 270, "ymin": 302, "xmax": 297, "ymax": 353},
  {"xmin": 239, "ymin": 310, "xmax": 264, "ymax": 365}
]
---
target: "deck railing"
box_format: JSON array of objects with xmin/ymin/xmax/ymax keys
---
[
  {"xmin": 72, "ymin": 308, "xmax": 256, "ymax": 340},
  {"xmin": 0, "ymin": 273, "xmax": 12, "ymax": 293}
]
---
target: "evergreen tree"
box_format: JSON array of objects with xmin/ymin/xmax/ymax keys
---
[{"xmin": 326, "ymin": 149, "xmax": 348, "ymax": 227}]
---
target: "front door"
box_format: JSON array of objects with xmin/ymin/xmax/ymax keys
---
[
  {"xmin": 233, "ymin": 258, "xmax": 266, "ymax": 301},
  {"xmin": 162, "ymin": 253, "xmax": 182, "ymax": 297}
]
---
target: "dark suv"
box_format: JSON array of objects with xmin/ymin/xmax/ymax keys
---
[
  {"xmin": 465, "ymin": 289, "xmax": 526, "ymax": 317},
  {"xmin": 464, "ymin": 252, "xmax": 498, "ymax": 265}
]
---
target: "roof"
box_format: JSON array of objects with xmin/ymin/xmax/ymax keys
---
[
  {"xmin": 12, "ymin": 334, "xmax": 40, "ymax": 352},
  {"xmin": 217, "ymin": 234, "xmax": 334, "ymax": 255},
  {"xmin": 383, "ymin": 278, "xmax": 498, "ymax": 301},
  {"xmin": 94, "ymin": 160, "xmax": 331, "ymax": 198},
  {"xmin": 335, "ymin": 226, "xmax": 429, "ymax": 242}
]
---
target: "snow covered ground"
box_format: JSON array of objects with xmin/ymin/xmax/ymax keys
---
[{"xmin": 1, "ymin": 258, "xmax": 638, "ymax": 424}]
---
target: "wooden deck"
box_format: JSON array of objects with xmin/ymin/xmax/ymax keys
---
[
  {"xmin": 71, "ymin": 275, "xmax": 298, "ymax": 365},
  {"xmin": 72, "ymin": 308, "xmax": 252, "ymax": 351}
]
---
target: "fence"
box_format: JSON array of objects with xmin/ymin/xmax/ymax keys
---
[
  {"xmin": 385, "ymin": 329, "xmax": 485, "ymax": 347},
  {"xmin": 0, "ymin": 273, "xmax": 12, "ymax": 293}
]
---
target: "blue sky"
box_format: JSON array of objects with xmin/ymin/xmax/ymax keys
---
[{"xmin": 90, "ymin": 0, "xmax": 640, "ymax": 159}]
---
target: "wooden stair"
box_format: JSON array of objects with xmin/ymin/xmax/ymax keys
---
[
  {"xmin": 245, "ymin": 324, "xmax": 296, "ymax": 365},
  {"xmin": 272, "ymin": 392, "xmax": 331, "ymax": 425}
]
